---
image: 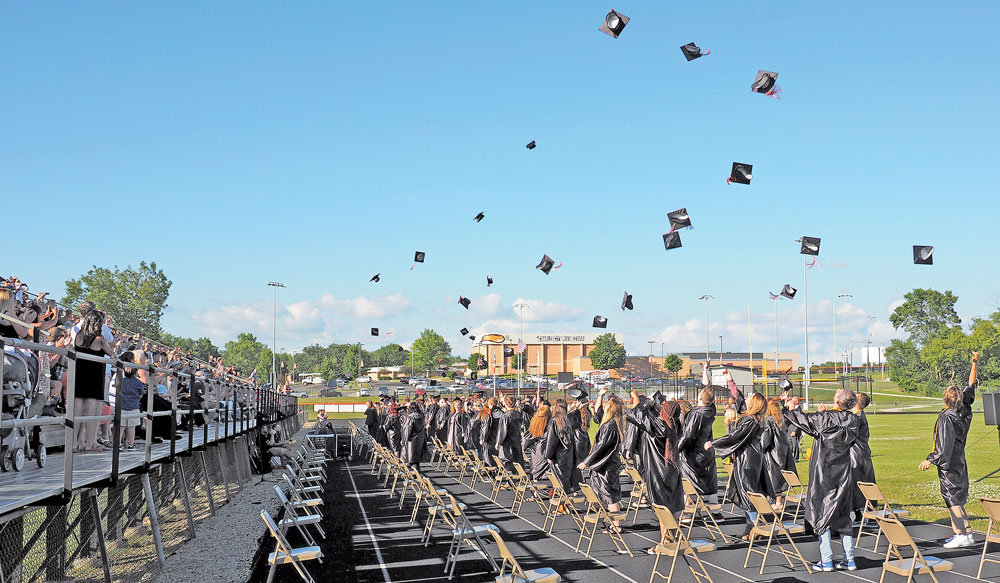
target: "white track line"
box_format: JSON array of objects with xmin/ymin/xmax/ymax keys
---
[{"xmin": 346, "ymin": 460, "xmax": 393, "ymax": 583}]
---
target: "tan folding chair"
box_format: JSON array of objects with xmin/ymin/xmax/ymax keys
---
[
  {"xmin": 260, "ymin": 509, "xmax": 322, "ymax": 583},
  {"xmin": 455, "ymin": 446, "xmax": 475, "ymax": 483},
  {"xmin": 281, "ymin": 473, "xmax": 324, "ymax": 514},
  {"xmin": 492, "ymin": 455, "xmax": 519, "ymax": 502},
  {"xmin": 273, "ymin": 485, "xmax": 325, "ymax": 547},
  {"xmin": 649, "ymin": 503, "xmax": 714, "ymax": 583},
  {"xmin": 778, "ymin": 470, "xmax": 805, "ymax": 525},
  {"xmin": 542, "ymin": 471, "xmax": 585, "ymax": 534},
  {"xmin": 576, "ymin": 483, "xmax": 633, "ymax": 558},
  {"xmin": 430, "ymin": 436, "xmax": 446, "ymax": 469},
  {"xmin": 624, "ymin": 466, "xmax": 648, "ymax": 525},
  {"xmin": 979, "ymin": 497, "xmax": 1000, "ymax": 579},
  {"xmin": 443, "ymin": 493, "xmax": 500, "ymax": 579},
  {"xmin": 487, "ymin": 527, "xmax": 563, "ymax": 583},
  {"xmin": 680, "ymin": 478, "xmax": 727, "ymax": 542},
  {"xmin": 720, "ymin": 461, "xmax": 738, "ymax": 514},
  {"xmin": 875, "ymin": 516, "xmax": 952, "ymax": 583},
  {"xmin": 470, "ymin": 450, "xmax": 498, "ymax": 490},
  {"xmin": 420, "ymin": 478, "xmax": 465, "ymax": 546},
  {"xmin": 856, "ymin": 481, "xmax": 911, "ymax": 553},
  {"xmin": 744, "ymin": 492, "xmax": 811, "ymax": 575},
  {"xmin": 510, "ymin": 463, "xmax": 547, "ymax": 515}
]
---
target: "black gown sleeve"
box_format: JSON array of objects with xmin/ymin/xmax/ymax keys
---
[
  {"xmin": 543, "ymin": 423, "xmax": 558, "ymax": 462},
  {"xmin": 926, "ymin": 414, "xmax": 957, "ymax": 470},
  {"xmin": 581, "ymin": 422, "xmax": 620, "ymax": 471},
  {"xmin": 713, "ymin": 416, "xmax": 758, "ymax": 458},
  {"xmin": 677, "ymin": 409, "xmax": 701, "ymax": 452}
]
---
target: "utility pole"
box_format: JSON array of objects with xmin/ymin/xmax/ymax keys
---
[
  {"xmin": 267, "ymin": 282, "xmax": 285, "ymax": 389},
  {"xmin": 515, "ymin": 303, "xmax": 528, "ymax": 399},
  {"xmin": 867, "ymin": 315, "xmax": 876, "ymax": 394},
  {"xmin": 699, "ymin": 295, "xmax": 714, "ymax": 361},
  {"xmin": 648, "ymin": 340, "xmax": 655, "ymax": 380},
  {"xmin": 838, "ymin": 293, "xmax": 853, "ymax": 376}
]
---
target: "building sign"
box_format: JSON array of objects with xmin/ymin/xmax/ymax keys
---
[{"xmin": 537, "ymin": 335, "xmax": 587, "ymax": 343}]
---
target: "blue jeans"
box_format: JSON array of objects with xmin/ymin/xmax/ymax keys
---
[{"xmin": 819, "ymin": 530, "xmax": 855, "ymax": 563}]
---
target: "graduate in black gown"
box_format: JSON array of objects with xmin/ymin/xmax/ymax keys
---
[
  {"xmin": 383, "ymin": 404, "xmax": 402, "ymax": 457},
  {"xmin": 544, "ymin": 403, "xmax": 577, "ymax": 491},
  {"xmin": 578, "ymin": 395, "xmax": 626, "ymax": 533},
  {"xmin": 496, "ymin": 396, "xmax": 525, "ymax": 470},
  {"xmin": 434, "ymin": 396, "xmax": 450, "ymax": 443},
  {"xmin": 761, "ymin": 398, "xmax": 792, "ymax": 510},
  {"xmin": 628, "ymin": 392, "xmax": 684, "ymax": 546},
  {"xmin": 707, "ymin": 372, "xmax": 767, "ymax": 540},
  {"xmin": 569, "ymin": 403, "xmax": 592, "ymax": 489},
  {"xmin": 919, "ymin": 351, "xmax": 978, "ymax": 548},
  {"xmin": 784, "ymin": 390, "xmax": 860, "ymax": 571},
  {"xmin": 364, "ymin": 401, "xmax": 379, "ymax": 436},
  {"xmin": 849, "ymin": 392, "xmax": 876, "ymax": 518},
  {"xmin": 481, "ymin": 397, "xmax": 501, "ymax": 465},
  {"xmin": 424, "ymin": 398, "xmax": 439, "ymax": 436},
  {"xmin": 523, "ymin": 405, "xmax": 551, "ymax": 483},
  {"xmin": 375, "ymin": 400, "xmax": 390, "ymax": 447},
  {"xmin": 400, "ymin": 402, "xmax": 427, "ymax": 471},
  {"xmin": 447, "ymin": 398, "xmax": 470, "ymax": 451},
  {"xmin": 467, "ymin": 404, "xmax": 485, "ymax": 459},
  {"xmin": 677, "ymin": 388, "xmax": 719, "ymax": 504}
]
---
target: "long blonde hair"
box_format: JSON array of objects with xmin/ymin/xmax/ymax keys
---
[
  {"xmin": 740, "ymin": 393, "xmax": 767, "ymax": 423},
  {"xmin": 766, "ymin": 398, "xmax": 784, "ymax": 427},
  {"xmin": 600, "ymin": 396, "xmax": 625, "ymax": 438}
]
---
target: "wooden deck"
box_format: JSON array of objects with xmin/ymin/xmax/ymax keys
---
[{"xmin": 0, "ymin": 418, "xmax": 256, "ymax": 517}]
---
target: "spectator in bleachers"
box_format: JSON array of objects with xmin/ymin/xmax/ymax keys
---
[
  {"xmin": 73, "ymin": 309, "xmax": 117, "ymax": 452},
  {"xmin": 118, "ymin": 352, "xmax": 144, "ymax": 451}
]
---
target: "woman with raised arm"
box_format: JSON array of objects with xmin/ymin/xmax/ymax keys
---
[
  {"xmin": 919, "ymin": 351, "xmax": 978, "ymax": 548},
  {"xmin": 495, "ymin": 395, "xmax": 524, "ymax": 470},
  {"xmin": 628, "ymin": 392, "xmax": 684, "ymax": 549},
  {"xmin": 544, "ymin": 403, "xmax": 577, "ymax": 491},
  {"xmin": 400, "ymin": 401, "xmax": 426, "ymax": 471},
  {"xmin": 578, "ymin": 395, "xmax": 626, "ymax": 534},
  {"xmin": 677, "ymin": 386, "xmax": 719, "ymax": 505},
  {"xmin": 523, "ymin": 404, "xmax": 551, "ymax": 482},
  {"xmin": 761, "ymin": 398, "xmax": 792, "ymax": 511}
]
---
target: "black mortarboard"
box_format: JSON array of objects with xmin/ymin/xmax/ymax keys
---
[
  {"xmin": 667, "ymin": 208, "xmax": 692, "ymax": 231},
  {"xmin": 536, "ymin": 254, "xmax": 555, "ymax": 275},
  {"xmin": 727, "ymin": 162, "xmax": 753, "ymax": 185},
  {"xmin": 751, "ymin": 70, "xmax": 778, "ymax": 94},
  {"xmin": 486, "ymin": 276, "xmax": 493, "ymax": 287},
  {"xmin": 414, "ymin": 251, "xmax": 426, "ymax": 263},
  {"xmin": 458, "ymin": 296, "xmax": 471, "ymax": 309},
  {"xmin": 474, "ymin": 212, "xmax": 485, "ymax": 222},
  {"xmin": 662, "ymin": 231, "xmax": 682, "ymax": 250},
  {"xmin": 397, "ymin": 345, "xmax": 404, "ymax": 352},
  {"xmin": 651, "ymin": 390, "xmax": 665, "ymax": 405},
  {"xmin": 503, "ymin": 347, "xmax": 515, "ymax": 357},
  {"xmin": 460, "ymin": 328, "xmax": 469, "ymax": 336},
  {"xmin": 593, "ymin": 315, "xmax": 608, "ymax": 328},
  {"xmin": 778, "ymin": 378, "xmax": 793, "ymax": 392},
  {"xmin": 780, "ymin": 284, "xmax": 797, "ymax": 299},
  {"xmin": 680, "ymin": 42, "xmax": 708, "ymax": 61},
  {"xmin": 469, "ymin": 335, "xmax": 476, "ymax": 341},
  {"xmin": 621, "ymin": 291, "xmax": 633, "ymax": 311},
  {"xmin": 568, "ymin": 387, "xmax": 589, "ymax": 401},
  {"xmin": 913, "ymin": 245, "xmax": 934, "ymax": 265},
  {"xmin": 371, "ymin": 328, "xmax": 379, "ymax": 336},
  {"xmin": 599, "ymin": 9, "xmax": 629, "ymax": 38},
  {"xmin": 370, "ymin": 273, "xmax": 380, "ymax": 283},
  {"xmin": 526, "ymin": 140, "xmax": 536, "ymax": 150},
  {"xmin": 799, "ymin": 236, "xmax": 821, "ymax": 256}
]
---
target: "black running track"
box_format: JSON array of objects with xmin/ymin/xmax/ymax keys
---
[{"xmin": 249, "ymin": 424, "xmax": 996, "ymax": 583}]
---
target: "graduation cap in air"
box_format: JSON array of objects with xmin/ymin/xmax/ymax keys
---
[
  {"xmin": 593, "ymin": 315, "xmax": 608, "ymax": 328},
  {"xmin": 503, "ymin": 347, "xmax": 515, "ymax": 357},
  {"xmin": 536, "ymin": 254, "xmax": 559, "ymax": 275},
  {"xmin": 680, "ymin": 42, "xmax": 709, "ymax": 61},
  {"xmin": 751, "ymin": 70, "xmax": 780, "ymax": 97},
  {"xmin": 460, "ymin": 328, "xmax": 469, "ymax": 336},
  {"xmin": 662, "ymin": 231, "xmax": 682, "ymax": 250},
  {"xmin": 621, "ymin": 291, "xmax": 633, "ymax": 311},
  {"xmin": 526, "ymin": 140, "xmax": 536, "ymax": 150},
  {"xmin": 913, "ymin": 245, "xmax": 934, "ymax": 265},
  {"xmin": 799, "ymin": 236, "xmax": 821, "ymax": 255},
  {"xmin": 469, "ymin": 335, "xmax": 476, "ymax": 341},
  {"xmin": 371, "ymin": 328, "xmax": 379, "ymax": 336},
  {"xmin": 778, "ymin": 377, "xmax": 793, "ymax": 392},
  {"xmin": 780, "ymin": 284, "xmax": 797, "ymax": 300},
  {"xmin": 486, "ymin": 276, "xmax": 493, "ymax": 287},
  {"xmin": 599, "ymin": 9, "xmax": 629, "ymax": 38},
  {"xmin": 667, "ymin": 208, "xmax": 692, "ymax": 231},
  {"xmin": 568, "ymin": 386, "xmax": 589, "ymax": 401},
  {"xmin": 458, "ymin": 296, "xmax": 471, "ymax": 309},
  {"xmin": 651, "ymin": 391, "xmax": 666, "ymax": 405},
  {"xmin": 727, "ymin": 163, "xmax": 753, "ymax": 185},
  {"xmin": 411, "ymin": 251, "xmax": 426, "ymax": 269},
  {"xmin": 474, "ymin": 212, "xmax": 485, "ymax": 223},
  {"xmin": 370, "ymin": 273, "xmax": 380, "ymax": 283}
]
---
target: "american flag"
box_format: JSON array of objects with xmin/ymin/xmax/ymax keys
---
[{"xmin": 516, "ymin": 339, "xmax": 527, "ymax": 354}]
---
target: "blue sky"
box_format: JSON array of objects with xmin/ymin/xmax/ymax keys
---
[{"xmin": 4, "ymin": 2, "xmax": 999, "ymax": 364}]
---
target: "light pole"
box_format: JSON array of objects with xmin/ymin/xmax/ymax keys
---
[
  {"xmin": 661, "ymin": 342, "xmax": 665, "ymax": 388},
  {"xmin": 866, "ymin": 315, "xmax": 876, "ymax": 393},
  {"xmin": 648, "ymin": 340, "xmax": 655, "ymax": 380},
  {"xmin": 838, "ymin": 293, "xmax": 852, "ymax": 376},
  {"xmin": 699, "ymin": 295, "xmax": 714, "ymax": 361},
  {"xmin": 795, "ymin": 239, "xmax": 815, "ymax": 408},
  {"xmin": 770, "ymin": 294, "xmax": 786, "ymax": 384},
  {"xmin": 718, "ymin": 336, "xmax": 723, "ymax": 362},
  {"xmin": 515, "ymin": 303, "xmax": 528, "ymax": 398},
  {"xmin": 267, "ymin": 282, "xmax": 285, "ymax": 389}
]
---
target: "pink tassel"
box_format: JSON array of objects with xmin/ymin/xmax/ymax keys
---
[
  {"xmin": 726, "ymin": 178, "xmax": 733, "ymax": 185},
  {"xmin": 410, "ymin": 263, "xmax": 415, "ymax": 270},
  {"xmin": 766, "ymin": 86, "xmax": 782, "ymax": 99}
]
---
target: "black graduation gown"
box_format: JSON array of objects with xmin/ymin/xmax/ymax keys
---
[
  {"xmin": 927, "ymin": 383, "xmax": 977, "ymax": 506},
  {"xmin": 481, "ymin": 413, "xmax": 500, "ymax": 464},
  {"xmin": 496, "ymin": 409, "xmax": 525, "ymax": 469},
  {"xmin": 784, "ymin": 408, "xmax": 859, "ymax": 535},
  {"xmin": 581, "ymin": 422, "xmax": 623, "ymax": 506},
  {"xmin": 627, "ymin": 402, "xmax": 684, "ymax": 513},
  {"xmin": 850, "ymin": 411, "xmax": 876, "ymax": 511},
  {"xmin": 375, "ymin": 410, "xmax": 389, "ymax": 447},
  {"xmin": 383, "ymin": 414, "xmax": 402, "ymax": 456},
  {"xmin": 400, "ymin": 409, "xmax": 427, "ymax": 467},
  {"xmin": 544, "ymin": 420, "xmax": 577, "ymax": 490},
  {"xmin": 364, "ymin": 406, "xmax": 379, "ymax": 434},
  {"xmin": 523, "ymin": 431, "xmax": 548, "ymax": 482},
  {"xmin": 676, "ymin": 403, "xmax": 718, "ymax": 497},
  {"xmin": 434, "ymin": 404, "xmax": 450, "ymax": 442},
  {"xmin": 569, "ymin": 411, "xmax": 590, "ymax": 489},
  {"xmin": 712, "ymin": 415, "xmax": 766, "ymax": 514},
  {"xmin": 447, "ymin": 410, "xmax": 470, "ymax": 450},
  {"xmin": 761, "ymin": 417, "xmax": 791, "ymax": 498},
  {"xmin": 624, "ymin": 407, "xmax": 643, "ymax": 473},
  {"xmin": 425, "ymin": 403, "xmax": 439, "ymax": 432},
  {"xmin": 467, "ymin": 415, "xmax": 484, "ymax": 458}
]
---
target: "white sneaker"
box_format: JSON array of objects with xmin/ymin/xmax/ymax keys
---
[{"xmin": 943, "ymin": 534, "xmax": 974, "ymax": 548}]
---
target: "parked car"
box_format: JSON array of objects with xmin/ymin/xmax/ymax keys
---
[
  {"xmin": 288, "ymin": 390, "xmax": 309, "ymax": 398},
  {"xmin": 359, "ymin": 388, "xmax": 371, "ymax": 397},
  {"xmin": 377, "ymin": 386, "xmax": 389, "ymax": 396},
  {"xmin": 447, "ymin": 384, "xmax": 462, "ymax": 393},
  {"xmin": 319, "ymin": 388, "xmax": 342, "ymax": 397},
  {"xmin": 394, "ymin": 387, "xmax": 408, "ymax": 396}
]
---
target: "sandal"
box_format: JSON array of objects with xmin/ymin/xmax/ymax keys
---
[{"xmin": 646, "ymin": 546, "xmax": 660, "ymax": 555}]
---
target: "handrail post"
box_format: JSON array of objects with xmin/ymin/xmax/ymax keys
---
[
  {"xmin": 143, "ymin": 363, "xmax": 155, "ymax": 468},
  {"xmin": 63, "ymin": 346, "xmax": 77, "ymax": 499},
  {"xmin": 187, "ymin": 373, "xmax": 195, "ymax": 453},
  {"xmin": 169, "ymin": 372, "xmax": 178, "ymax": 459},
  {"xmin": 110, "ymin": 364, "xmax": 123, "ymax": 483},
  {"xmin": 0, "ymin": 336, "xmax": 5, "ymax": 454}
]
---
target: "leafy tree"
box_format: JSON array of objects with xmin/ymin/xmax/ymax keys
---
[
  {"xmin": 889, "ymin": 288, "xmax": 960, "ymax": 346},
  {"xmin": 370, "ymin": 343, "xmax": 409, "ymax": 367},
  {"xmin": 295, "ymin": 344, "xmax": 328, "ymax": 374},
  {"xmin": 63, "ymin": 261, "xmax": 172, "ymax": 338},
  {"xmin": 222, "ymin": 333, "xmax": 273, "ymax": 381},
  {"xmin": 160, "ymin": 333, "xmax": 220, "ymax": 362},
  {"xmin": 508, "ymin": 350, "xmax": 527, "ymax": 371},
  {"xmin": 921, "ymin": 326, "xmax": 970, "ymax": 381},
  {"xmin": 342, "ymin": 344, "xmax": 365, "ymax": 379},
  {"xmin": 411, "ymin": 329, "xmax": 451, "ymax": 375},
  {"xmin": 885, "ymin": 339, "xmax": 930, "ymax": 393},
  {"xmin": 588, "ymin": 333, "xmax": 627, "ymax": 371},
  {"xmin": 664, "ymin": 354, "xmax": 684, "ymax": 375},
  {"xmin": 467, "ymin": 353, "xmax": 487, "ymax": 372}
]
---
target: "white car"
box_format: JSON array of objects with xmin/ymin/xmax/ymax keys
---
[
  {"xmin": 447, "ymin": 384, "xmax": 462, "ymax": 393},
  {"xmin": 355, "ymin": 376, "xmax": 371, "ymax": 383}
]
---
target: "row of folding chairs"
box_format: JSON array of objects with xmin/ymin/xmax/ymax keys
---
[{"xmin": 260, "ymin": 431, "xmax": 331, "ymax": 583}]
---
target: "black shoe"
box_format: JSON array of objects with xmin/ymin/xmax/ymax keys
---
[{"xmin": 151, "ymin": 437, "xmax": 164, "ymax": 444}]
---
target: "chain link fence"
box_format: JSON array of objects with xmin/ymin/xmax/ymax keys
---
[{"xmin": 0, "ymin": 411, "xmax": 304, "ymax": 583}]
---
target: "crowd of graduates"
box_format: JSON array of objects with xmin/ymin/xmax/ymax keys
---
[{"xmin": 362, "ymin": 352, "xmax": 981, "ymax": 571}]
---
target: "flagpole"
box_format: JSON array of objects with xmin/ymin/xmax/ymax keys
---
[{"xmin": 748, "ymin": 304, "xmax": 753, "ymax": 393}]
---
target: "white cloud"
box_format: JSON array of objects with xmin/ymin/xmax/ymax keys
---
[
  {"xmin": 510, "ymin": 298, "xmax": 584, "ymax": 322},
  {"xmin": 318, "ymin": 292, "xmax": 412, "ymax": 319}
]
